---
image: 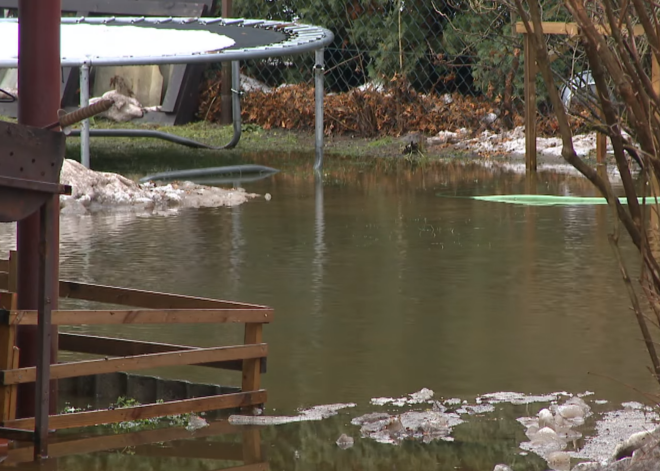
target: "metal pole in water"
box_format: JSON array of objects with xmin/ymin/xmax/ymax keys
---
[
  {"xmin": 17, "ymin": 0, "xmax": 61, "ymax": 457},
  {"xmin": 80, "ymin": 62, "xmax": 91, "ymax": 168},
  {"xmin": 314, "ymin": 48, "xmax": 325, "ymax": 172}
]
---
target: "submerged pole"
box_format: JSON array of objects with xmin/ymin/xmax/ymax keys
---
[
  {"xmin": 17, "ymin": 0, "xmax": 61, "ymax": 457},
  {"xmin": 80, "ymin": 62, "xmax": 91, "ymax": 168},
  {"xmin": 314, "ymin": 48, "xmax": 325, "ymax": 172}
]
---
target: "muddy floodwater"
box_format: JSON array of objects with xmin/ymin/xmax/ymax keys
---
[{"xmin": 0, "ymin": 153, "xmax": 657, "ymax": 470}]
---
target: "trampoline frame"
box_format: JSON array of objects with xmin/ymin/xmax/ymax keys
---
[{"xmin": 0, "ymin": 16, "xmax": 334, "ymax": 170}]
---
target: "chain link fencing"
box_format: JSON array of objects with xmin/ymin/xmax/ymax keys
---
[
  {"xmin": 231, "ymin": 1, "xmax": 521, "ymax": 97},
  {"xmin": 202, "ymin": 1, "xmax": 601, "ymax": 136}
]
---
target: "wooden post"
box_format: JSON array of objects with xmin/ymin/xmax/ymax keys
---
[
  {"xmin": 651, "ymin": 55, "xmax": 660, "ymax": 233},
  {"xmin": 0, "ymin": 251, "xmax": 18, "ymax": 423},
  {"xmin": 34, "ymin": 197, "xmax": 56, "ymax": 459},
  {"xmin": 524, "ymin": 33, "xmax": 537, "ymax": 172},
  {"xmin": 220, "ymin": 0, "xmax": 233, "ymax": 125},
  {"xmin": 0, "ymin": 251, "xmax": 19, "ymax": 422},
  {"xmin": 241, "ymin": 323, "xmax": 262, "ymax": 410},
  {"xmin": 242, "ymin": 428, "xmax": 262, "ymax": 465}
]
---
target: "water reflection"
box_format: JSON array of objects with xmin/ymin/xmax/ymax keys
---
[
  {"xmin": 1, "ymin": 422, "xmax": 265, "ymax": 471},
  {"xmin": 0, "ymin": 161, "xmax": 651, "ymax": 409},
  {"xmin": 0, "ymin": 159, "xmax": 653, "ymax": 471}
]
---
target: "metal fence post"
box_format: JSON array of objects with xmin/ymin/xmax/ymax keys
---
[
  {"xmin": 16, "ymin": 0, "xmax": 61, "ymax": 430},
  {"xmin": 80, "ymin": 62, "xmax": 91, "ymax": 168},
  {"xmin": 314, "ymin": 48, "xmax": 325, "ymax": 172},
  {"xmin": 220, "ymin": 0, "xmax": 233, "ymax": 125}
]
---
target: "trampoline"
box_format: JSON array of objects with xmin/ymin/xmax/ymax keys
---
[{"xmin": 0, "ymin": 16, "xmax": 334, "ymax": 170}]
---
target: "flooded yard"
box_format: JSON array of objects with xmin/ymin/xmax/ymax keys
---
[{"xmin": 0, "ymin": 154, "xmax": 656, "ymax": 470}]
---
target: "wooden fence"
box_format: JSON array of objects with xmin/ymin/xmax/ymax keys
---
[{"xmin": 0, "ymin": 251, "xmax": 272, "ymax": 436}]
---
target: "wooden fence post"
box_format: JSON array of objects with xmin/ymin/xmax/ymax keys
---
[
  {"xmin": 242, "ymin": 428, "xmax": 262, "ymax": 465},
  {"xmin": 0, "ymin": 251, "xmax": 19, "ymax": 422},
  {"xmin": 241, "ymin": 323, "xmax": 262, "ymax": 401}
]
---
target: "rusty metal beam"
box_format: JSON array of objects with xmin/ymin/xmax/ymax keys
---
[{"xmin": 17, "ymin": 0, "xmax": 62, "ymax": 458}]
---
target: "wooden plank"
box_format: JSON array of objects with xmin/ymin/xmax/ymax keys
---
[
  {"xmin": 59, "ymin": 280, "xmax": 269, "ymax": 310},
  {"xmin": 35, "ymin": 197, "xmax": 57, "ymax": 459},
  {"xmin": 58, "ymin": 333, "xmax": 267, "ymax": 373},
  {"xmin": 515, "ymin": 21, "xmax": 579, "ymax": 35},
  {"xmin": 4, "ymin": 389, "xmax": 267, "ymax": 430},
  {"xmin": 8, "ymin": 251, "xmax": 16, "ymax": 293},
  {"xmin": 0, "ymin": 287, "xmax": 17, "ymax": 422},
  {"xmin": 0, "ymin": 259, "xmax": 7, "ymax": 272},
  {"xmin": 0, "ymin": 426, "xmax": 34, "ymax": 442},
  {"xmin": 161, "ymin": 65, "xmax": 187, "ymax": 113},
  {"xmin": 3, "ymin": 419, "xmax": 242, "ymax": 464},
  {"xmin": 2, "ymin": 343, "xmax": 267, "ymax": 385},
  {"xmin": 514, "ymin": 21, "xmax": 644, "ymax": 36},
  {"xmin": 7, "ymin": 346, "xmax": 17, "ymax": 422},
  {"xmin": 524, "ymin": 33, "xmax": 537, "ymax": 172},
  {"xmin": 241, "ymin": 324, "xmax": 263, "ymax": 412},
  {"xmin": 4, "ymin": 308, "xmax": 273, "ymax": 326},
  {"xmin": 5, "ymin": 253, "xmax": 16, "ymax": 422},
  {"xmin": 60, "ymin": 67, "xmax": 80, "ymax": 108},
  {"xmin": 0, "ymin": 0, "xmax": 213, "ymax": 15},
  {"xmin": 172, "ymin": 64, "xmax": 207, "ymax": 125}
]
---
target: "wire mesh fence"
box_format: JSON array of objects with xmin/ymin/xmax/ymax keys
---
[
  {"xmin": 232, "ymin": 0, "xmax": 519, "ymax": 97},
  {"xmin": 218, "ymin": 1, "xmax": 632, "ymax": 138}
]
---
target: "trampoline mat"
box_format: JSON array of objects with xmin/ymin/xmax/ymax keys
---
[{"xmin": 121, "ymin": 22, "xmax": 288, "ymax": 50}]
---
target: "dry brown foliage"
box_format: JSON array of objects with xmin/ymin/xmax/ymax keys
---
[{"xmin": 198, "ymin": 72, "xmax": 590, "ymax": 138}]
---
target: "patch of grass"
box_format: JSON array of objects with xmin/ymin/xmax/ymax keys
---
[
  {"xmin": 366, "ymin": 136, "xmax": 397, "ymax": 148},
  {"xmin": 3, "ymin": 113, "xmax": 481, "ymax": 176}
]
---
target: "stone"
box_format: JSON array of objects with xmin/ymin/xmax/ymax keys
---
[
  {"xmin": 539, "ymin": 408, "xmax": 555, "ymax": 429},
  {"xmin": 547, "ymin": 451, "xmax": 571, "ymax": 471},
  {"xmin": 613, "ymin": 429, "xmax": 660, "ymax": 461},
  {"xmin": 336, "ymin": 433, "xmax": 354, "ymax": 449},
  {"xmin": 571, "ymin": 462, "xmax": 601, "ymax": 471}
]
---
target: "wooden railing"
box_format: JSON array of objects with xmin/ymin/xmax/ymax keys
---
[{"xmin": 0, "ymin": 251, "xmax": 272, "ymax": 433}]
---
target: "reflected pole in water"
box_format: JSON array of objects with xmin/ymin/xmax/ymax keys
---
[
  {"xmin": 229, "ymin": 182, "xmax": 245, "ymax": 298},
  {"xmin": 314, "ymin": 49, "xmax": 325, "ymax": 171},
  {"xmin": 595, "ymin": 163, "xmax": 610, "ymax": 247},
  {"xmin": 313, "ymin": 172, "xmax": 326, "ymax": 316}
]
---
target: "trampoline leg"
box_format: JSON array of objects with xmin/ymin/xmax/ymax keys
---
[
  {"xmin": 222, "ymin": 60, "xmax": 242, "ymax": 149},
  {"xmin": 80, "ymin": 62, "xmax": 91, "ymax": 168},
  {"xmin": 314, "ymin": 48, "xmax": 325, "ymax": 172}
]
